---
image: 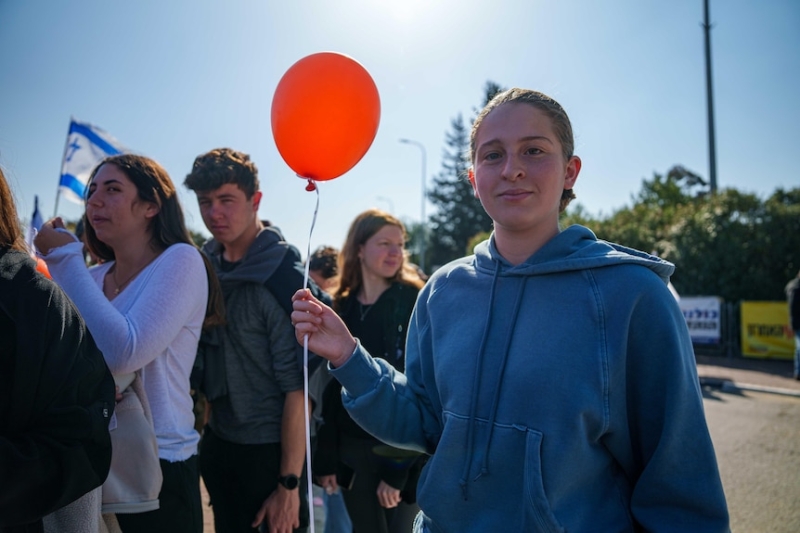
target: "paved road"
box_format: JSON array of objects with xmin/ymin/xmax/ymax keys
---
[{"xmin": 703, "ymin": 387, "xmax": 800, "ymax": 532}]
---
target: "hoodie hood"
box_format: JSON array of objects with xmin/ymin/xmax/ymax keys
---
[
  {"xmin": 202, "ymin": 225, "xmax": 289, "ymax": 287},
  {"xmin": 473, "ymin": 224, "xmax": 674, "ymax": 283}
]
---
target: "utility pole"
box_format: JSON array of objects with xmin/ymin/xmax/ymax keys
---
[
  {"xmin": 703, "ymin": 0, "xmax": 718, "ymax": 193},
  {"xmin": 399, "ymin": 138, "xmax": 427, "ymax": 273}
]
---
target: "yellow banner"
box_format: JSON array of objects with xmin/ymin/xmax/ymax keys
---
[{"xmin": 740, "ymin": 301, "xmax": 794, "ymax": 359}]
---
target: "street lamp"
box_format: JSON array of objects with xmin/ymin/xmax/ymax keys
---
[
  {"xmin": 399, "ymin": 138, "xmax": 427, "ymax": 272},
  {"xmin": 376, "ymin": 195, "xmax": 395, "ymax": 214}
]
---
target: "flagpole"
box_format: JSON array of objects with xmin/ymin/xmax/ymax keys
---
[{"xmin": 53, "ymin": 117, "xmax": 74, "ymax": 218}]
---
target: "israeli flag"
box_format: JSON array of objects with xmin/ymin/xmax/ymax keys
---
[{"xmin": 59, "ymin": 119, "xmax": 126, "ymax": 204}]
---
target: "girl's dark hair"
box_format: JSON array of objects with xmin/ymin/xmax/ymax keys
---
[
  {"xmin": 0, "ymin": 167, "xmax": 26, "ymax": 252},
  {"xmin": 84, "ymin": 154, "xmax": 225, "ymax": 327}
]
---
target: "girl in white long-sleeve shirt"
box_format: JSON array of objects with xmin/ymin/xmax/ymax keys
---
[{"xmin": 37, "ymin": 154, "xmax": 224, "ymax": 533}]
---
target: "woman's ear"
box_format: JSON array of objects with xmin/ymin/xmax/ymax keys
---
[
  {"xmin": 144, "ymin": 202, "xmax": 161, "ymax": 219},
  {"xmin": 564, "ymin": 156, "xmax": 581, "ymax": 189}
]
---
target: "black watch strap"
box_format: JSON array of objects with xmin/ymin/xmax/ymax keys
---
[{"xmin": 277, "ymin": 473, "xmax": 300, "ymax": 490}]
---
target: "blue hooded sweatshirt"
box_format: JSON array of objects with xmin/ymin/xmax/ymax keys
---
[{"xmin": 331, "ymin": 225, "xmax": 729, "ymax": 533}]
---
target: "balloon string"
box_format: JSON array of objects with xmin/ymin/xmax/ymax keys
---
[{"xmin": 302, "ymin": 179, "xmax": 319, "ymax": 533}]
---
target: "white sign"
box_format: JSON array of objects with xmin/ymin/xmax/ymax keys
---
[{"xmin": 679, "ymin": 296, "xmax": 722, "ymax": 345}]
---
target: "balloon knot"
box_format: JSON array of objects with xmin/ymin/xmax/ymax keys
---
[{"xmin": 305, "ymin": 180, "xmax": 317, "ymax": 192}]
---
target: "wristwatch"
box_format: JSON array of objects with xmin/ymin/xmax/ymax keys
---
[{"xmin": 277, "ymin": 473, "xmax": 300, "ymax": 490}]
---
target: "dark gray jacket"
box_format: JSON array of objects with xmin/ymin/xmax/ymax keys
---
[{"xmin": 193, "ymin": 224, "xmax": 329, "ymax": 403}]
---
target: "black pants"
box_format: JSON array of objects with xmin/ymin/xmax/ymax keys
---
[
  {"xmin": 339, "ymin": 436, "xmax": 420, "ymax": 533},
  {"xmin": 199, "ymin": 425, "xmax": 309, "ymax": 533},
  {"xmin": 115, "ymin": 455, "xmax": 202, "ymax": 533}
]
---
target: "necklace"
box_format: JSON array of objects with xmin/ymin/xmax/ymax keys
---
[
  {"xmin": 358, "ymin": 301, "xmax": 374, "ymax": 322},
  {"xmin": 111, "ymin": 262, "xmax": 149, "ymax": 295}
]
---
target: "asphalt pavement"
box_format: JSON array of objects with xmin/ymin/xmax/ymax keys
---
[{"xmin": 696, "ymin": 353, "xmax": 800, "ymax": 397}]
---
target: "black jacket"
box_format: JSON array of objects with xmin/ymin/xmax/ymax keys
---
[
  {"xmin": 313, "ymin": 282, "xmax": 425, "ymax": 499},
  {"xmin": 0, "ymin": 248, "xmax": 114, "ymax": 532}
]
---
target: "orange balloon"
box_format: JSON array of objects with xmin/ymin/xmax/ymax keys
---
[{"xmin": 271, "ymin": 52, "xmax": 380, "ymax": 182}]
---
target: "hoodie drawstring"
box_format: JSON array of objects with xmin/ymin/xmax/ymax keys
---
[
  {"xmin": 478, "ymin": 279, "xmax": 526, "ymax": 479},
  {"xmin": 459, "ymin": 261, "xmax": 502, "ymax": 500},
  {"xmin": 458, "ymin": 261, "xmax": 528, "ymax": 500}
]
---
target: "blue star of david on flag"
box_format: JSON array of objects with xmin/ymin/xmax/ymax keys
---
[{"xmin": 59, "ymin": 119, "xmax": 126, "ymax": 204}]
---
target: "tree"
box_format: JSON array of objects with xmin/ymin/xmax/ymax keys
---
[
  {"xmin": 189, "ymin": 229, "xmax": 208, "ymax": 248},
  {"xmin": 402, "ymin": 218, "xmax": 428, "ymax": 268},
  {"xmin": 565, "ymin": 167, "xmax": 800, "ymax": 303},
  {"xmin": 426, "ymin": 81, "xmax": 505, "ymax": 269},
  {"xmin": 426, "ymin": 113, "xmax": 487, "ymax": 268},
  {"xmin": 476, "ymin": 80, "xmax": 505, "ymax": 109},
  {"xmin": 565, "ymin": 165, "xmax": 709, "ymax": 257},
  {"xmin": 665, "ymin": 189, "xmax": 763, "ymax": 301},
  {"xmin": 667, "ymin": 187, "xmax": 800, "ymax": 302}
]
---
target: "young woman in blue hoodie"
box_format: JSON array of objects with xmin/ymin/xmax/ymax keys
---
[{"xmin": 291, "ymin": 88, "xmax": 730, "ymax": 533}]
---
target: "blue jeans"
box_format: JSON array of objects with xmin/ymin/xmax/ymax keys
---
[{"xmin": 323, "ymin": 490, "xmax": 352, "ymax": 533}]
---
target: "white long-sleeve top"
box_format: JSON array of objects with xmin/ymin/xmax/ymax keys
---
[{"xmin": 45, "ymin": 241, "xmax": 207, "ymax": 462}]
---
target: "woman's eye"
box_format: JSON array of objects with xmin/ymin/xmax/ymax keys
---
[
  {"xmin": 484, "ymin": 152, "xmax": 501, "ymax": 161},
  {"xmin": 525, "ymin": 147, "xmax": 542, "ymax": 155}
]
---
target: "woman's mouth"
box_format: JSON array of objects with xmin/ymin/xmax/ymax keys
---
[{"xmin": 499, "ymin": 189, "xmax": 531, "ymax": 200}]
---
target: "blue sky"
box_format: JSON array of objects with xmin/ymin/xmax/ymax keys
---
[{"xmin": 1, "ymin": 0, "xmax": 798, "ymax": 256}]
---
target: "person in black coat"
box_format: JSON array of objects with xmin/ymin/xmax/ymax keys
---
[
  {"xmin": 0, "ymin": 167, "xmax": 115, "ymax": 533},
  {"xmin": 312, "ymin": 209, "xmax": 427, "ymax": 533}
]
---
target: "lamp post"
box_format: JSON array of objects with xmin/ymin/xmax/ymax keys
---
[
  {"xmin": 376, "ymin": 195, "xmax": 395, "ymax": 214},
  {"xmin": 399, "ymin": 138, "xmax": 427, "ymax": 273}
]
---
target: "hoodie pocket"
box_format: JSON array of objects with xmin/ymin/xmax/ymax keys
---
[
  {"xmin": 417, "ymin": 414, "xmax": 566, "ymax": 532},
  {"xmin": 524, "ymin": 429, "xmax": 566, "ymax": 533}
]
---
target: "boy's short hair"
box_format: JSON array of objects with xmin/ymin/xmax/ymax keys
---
[{"xmin": 184, "ymin": 148, "xmax": 259, "ymax": 198}]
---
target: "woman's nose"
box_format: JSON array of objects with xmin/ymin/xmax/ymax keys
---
[
  {"xmin": 86, "ymin": 193, "xmax": 102, "ymax": 207},
  {"xmin": 501, "ymin": 154, "xmax": 524, "ymax": 181}
]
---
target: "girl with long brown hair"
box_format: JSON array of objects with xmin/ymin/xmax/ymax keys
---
[
  {"xmin": 36, "ymin": 154, "xmax": 224, "ymax": 533},
  {"xmin": 313, "ymin": 208, "xmax": 425, "ymax": 533}
]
